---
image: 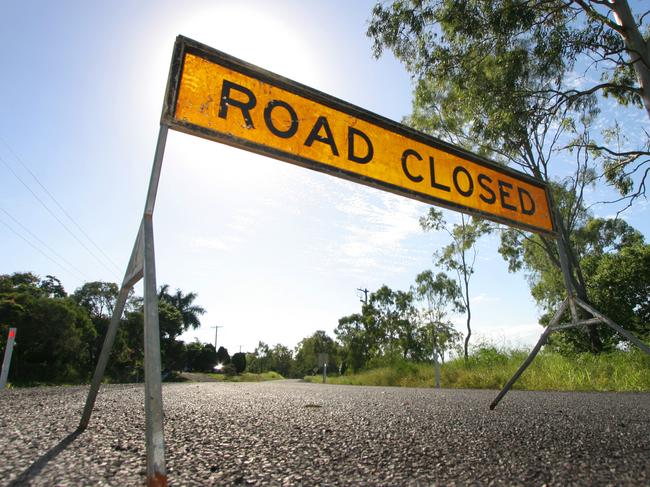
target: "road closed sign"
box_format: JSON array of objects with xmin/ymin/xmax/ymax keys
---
[{"xmin": 162, "ymin": 36, "xmax": 554, "ymax": 235}]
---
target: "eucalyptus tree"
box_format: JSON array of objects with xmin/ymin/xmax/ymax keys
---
[
  {"xmin": 368, "ymin": 0, "xmax": 650, "ymax": 205},
  {"xmin": 412, "ymin": 270, "xmax": 464, "ymax": 363},
  {"xmin": 73, "ymin": 281, "xmax": 119, "ymax": 320},
  {"xmin": 500, "ymin": 188, "xmax": 649, "ymax": 351},
  {"xmin": 366, "ymin": 286, "xmax": 421, "ymax": 360},
  {"xmin": 420, "ymin": 210, "xmax": 490, "ymax": 360},
  {"xmin": 335, "ymin": 313, "xmax": 371, "ymax": 372},
  {"xmin": 367, "ymin": 0, "xmax": 650, "ymax": 352},
  {"xmin": 72, "ymin": 281, "xmax": 126, "ymax": 367},
  {"xmin": 267, "ymin": 344, "xmax": 294, "ymax": 377},
  {"xmin": 294, "ymin": 330, "xmax": 339, "ymax": 376}
]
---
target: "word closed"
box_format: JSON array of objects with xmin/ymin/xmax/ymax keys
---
[{"xmin": 164, "ymin": 36, "xmax": 554, "ymax": 234}]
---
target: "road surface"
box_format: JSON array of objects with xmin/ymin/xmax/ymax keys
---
[{"xmin": 0, "ymin": 380, "xmax": 648, "ymax": 485}]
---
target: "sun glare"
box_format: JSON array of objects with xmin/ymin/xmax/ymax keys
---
[
  {"xmin": 178, "ymin": 4, "xmax": 324, "ymax": 85},
  {"xmin": 160, "ymin": 4, "xmax": 326, "ymax": 194}
]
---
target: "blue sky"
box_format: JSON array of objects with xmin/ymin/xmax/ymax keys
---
[{"xmin": 1, "ymin": 0, "xmax": 648, "ymax": 355}]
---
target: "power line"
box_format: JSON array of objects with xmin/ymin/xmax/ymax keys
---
[
  {"xmin": 0, "ymin": 153, "xmax": 120, "ymax": 281},
  {"xmin": 0, "ymin": 216, "xmax": 86, "ymax": 279},
  {"xmin": 0, "ymin": 207, "xmax": 89, "ymax": 280},
  {"xmin": 0, "ymin": 135, "xmax": 122, "ymax": 273}
]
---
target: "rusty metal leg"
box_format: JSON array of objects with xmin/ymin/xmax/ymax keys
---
[
  {"xmin": 79, "ymin": 223, "xmax": 145, "ymax": 431},
  {"xmin": 490, "ymin": 299, "xmax": 568, "ymax": 410},
  {"xmin": 143, "ymin": 214, "xmax": 167, "ymax": 487},
  {"xmin": 79, "ymin": 285, "xmax": 131, "ymax": 430},
  {"xmin": 489, "ymin": 328, "xmax": 551, "ymax": 410}
]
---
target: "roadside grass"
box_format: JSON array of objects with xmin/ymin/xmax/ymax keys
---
[
  {"xmin": 206, "ymin": 371, "xmax": 284, "ymax": 382},
  {"xmin": 5, "ymin": 371, "xmax": 285, "ymax": 388},
  {"xmin": 304, "ymin": 347, "xmax": 650, "ymax": 392}
]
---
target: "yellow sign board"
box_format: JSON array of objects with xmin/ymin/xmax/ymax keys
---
[{"xmin": 163, "ymin": 36, "xmax": 554, "ymax": 235}]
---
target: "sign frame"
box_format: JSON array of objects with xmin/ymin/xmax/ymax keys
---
[
  {"xmin": 161, "ymin": 35, "xmax": 556, "ymax": 236},
  {"xmin": 76, "ymin": 34, "xmax": 650, "ymax": 486}
]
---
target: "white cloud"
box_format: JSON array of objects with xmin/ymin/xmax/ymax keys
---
[
  {"xmin": 328, "ymin": 186, "xmax": 431, "ymax": 275},
  {"xmin": 227, "ymin": 209, "xmax": 259, "ymax": 234},
  {"xmin": 565, "ymin": 70, "xmax": 597, "ymax": 91},
  {"xmin": 473, "ymin": 292, "xmax": 498, "ymax": 305}
]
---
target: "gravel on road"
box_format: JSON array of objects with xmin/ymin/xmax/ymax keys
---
[{"xmin": 0, "ymin": 380, "xmax": 648, "ymax": 486}]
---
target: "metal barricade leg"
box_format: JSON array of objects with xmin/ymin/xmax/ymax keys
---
[
  {"xmin": 490, "ymin": 299, "xmax": 569, "ymax": 410},
  {"xmin": 79, "ymin": 285, "xmax": 131, "ymax": 430},
  {"xmin": 575, "ymin": 298, "xmax": 650, "ymax": 356},
  {"xmin": 143, "ymin": 214, "xmax": 167, "ymax": 487}
]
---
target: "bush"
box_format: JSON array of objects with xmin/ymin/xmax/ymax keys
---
[
  {"xmin": 222, "ymin": 363, "xmax": 237, "ymax": 376},
  {"xmin": 231, "ymin": 352, "xmax": 247, "ymax": 374}
]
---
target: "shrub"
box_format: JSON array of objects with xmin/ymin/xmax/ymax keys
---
[
  {"xmin": 221, "ymin": 363, "xmax": 237, "ymax": 376},
  {"xmin": 231, "ymin": 352, "xmax": 247, "ymax": 374}
]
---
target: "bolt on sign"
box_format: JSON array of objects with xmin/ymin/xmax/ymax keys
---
[{"xmin": 163, "ymin": 36, "xmax": 554, "ymax": 234}]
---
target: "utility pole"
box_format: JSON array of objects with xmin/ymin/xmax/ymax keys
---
[
  {"xmin": 211, "ymin": 325, "xmax": 223, "ymax": 350},
  {"xmin": 356, "ymin": 287, "xmax": 369, "ymax": 305}
]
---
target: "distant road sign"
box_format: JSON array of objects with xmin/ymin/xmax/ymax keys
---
[
  {"xmin": 318, "ymin": 353, "xmax": 329, "ymax": 368},
  {"xmin": 163, "ymin": 36, "xmax": 554, "ymax": 235}
]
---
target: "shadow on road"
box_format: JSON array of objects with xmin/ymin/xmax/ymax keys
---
[{"xmin": 8, "ymin": 429, "xmax": 82, "ymax": 486}]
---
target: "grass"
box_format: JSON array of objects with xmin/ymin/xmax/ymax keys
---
[
  {"xmin": 304, "ymin": 347, "xmax": 650, "ymax": 392},
  {"xmin": 205, "ymin": 371, "xmax": 284, "ymax": 382},
  {"xmin": 4, "ymin": 371, "xmax": 285, "ymax": 388}
]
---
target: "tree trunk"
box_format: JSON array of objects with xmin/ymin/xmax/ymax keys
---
[
  {"xmin": 610, "ymin": 0, "xmax": 650, "ymax": 121},
  {"xmin": 464, "ymin": 294, "xmax": 471, "ymax": 361},
  {"xmin": 553, "ymin": 207, "xmax": 603, "ymax": 353}
]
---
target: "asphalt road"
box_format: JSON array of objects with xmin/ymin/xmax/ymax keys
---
[{"xmin": 0, "ymin": 380, "xmax": 648, "ymax": 486}]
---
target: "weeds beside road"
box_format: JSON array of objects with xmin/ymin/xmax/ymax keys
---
[
  {"xmin": 305, "ymin": 348, "xmax": 650, "ymax": 391},
  {"xmin": 180, "ymin": 371, "xmax": 284, "ymax": 383}
]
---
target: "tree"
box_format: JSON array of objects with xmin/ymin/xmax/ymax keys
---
[
  {"xmin": 366, "ymin": 286, "xmax": 420, "ymax": 360},
  {"xmin": 412, "ymin": 270, "xmax": 464, "ymax": 362},
  {"xmin": 0, "ymin": 273, "xmax": 95, "ymax": 383},
  {"xmin": 335, "ymin": 313, "xmax": 372, "ymax": 372},
  {"xmin": 231, "ymin": 352, "xmax": 247, "ymax": 374},
  {"xmin": 499, "ymin": 187, "xmax": 649, "ymax": 352},
  {"xmin": 216, "ymin": 346, "xmax": 231, "ymax": 365},
  {"xmin": 73, "ymin": 281, "xmax": 119, "ymax": 319},
  {"xmin": 116, "ymin": 293, "xmax": 188, "ymax": 376},
  {"xmin": 186, "ymin": 341, "xmax": 217, "ymax": 372},
  {"xmin": 267, "ymin": 344, "xmax": 294, "ymax": 377},
  {"xmin": 585, "ymin": 242, "xmax": 650, "ymax": 344},
  {"xmin": 368, "ymin": 0, "xmax": 650, "ymax": 206},
  {"xmin": 420, "ymin": 209, "xmax": 490, "ymax": 359},
  {"xmin": 337, "ymin": 283, "xmax": 451, "ymax": 370},
  {"xmin": 73, "ymin": 281, "xmax": 121, "ymax": 366},
  {"xmin": 122, "ymin": 308, "xmax": 145, "ymax": 380},
  {"xmin": 367, "ymin": 0, "xmax": 647, "ymax": 352},
  {"xmin": 252, "ymin": 341, "xmax": 270, "ymax": 373},
  {"xmin": 40, "ymin": 275, "xmax": 66, "ymax": 298},
  {"xmin": 249, "ymin": 341, "xmax": 295, "ymax": 376},
  {"xmin": 158, "ymin": 284, "xmax": 206, "ymax": 331},
  {"xmin": 294, "ymin": 331, "xmax": 339, "ymax": 376}
]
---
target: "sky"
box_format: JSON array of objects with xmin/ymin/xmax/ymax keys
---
[{"xmin": 1, "ymin": 0, "xmax": 648, "ymax": 356}]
